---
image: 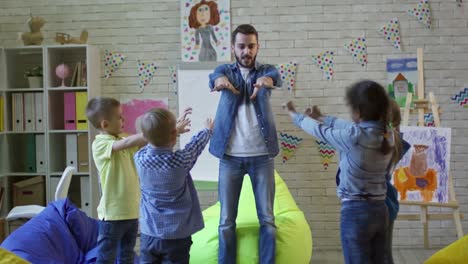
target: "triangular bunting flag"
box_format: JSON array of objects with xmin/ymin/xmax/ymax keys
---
[
  {"xmin": 378, "ymin": 18, "xmax": 402, "ymax": 51},
  {"xmin": 137, "ymin": 60, "xmax": 158, "ymax": 90},
  {"xmin": 451, "ymin": 87, "xmax": 468, "ymax": 108},
  {"xmin": 408, "ymin": 0, "xmax": 431, "ymax": 29},
  {"xmin": 279, "ymin": 132, "xmax": 303, "ymax": 163},
  {"xmin": 169, "ymin": 66, "xmax": 178, "ymax": 94},
  {"xmin": 312, "ymin": 51, "xmax": 334, "ymax": 80},
  {"xmin": 424, "ymin": 113, "xmax": 435, "ymax": 127},
  {"xmin": 344, "ymin": 37, "xmax": 368, "ymax": 67},
  {"xmin": 275, "ymin": 62, "xmax": 298, "ymax": 92},
  {"xmin": 104, "ymin": 50, "xmax": 125, "ymax": 78},
  {"xmin": 316, "ymin": 140, "xmax": 336, "ymax": 170}
]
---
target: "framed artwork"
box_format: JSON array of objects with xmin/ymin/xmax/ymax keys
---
[
  {"xmin": 386, "ymin": 58, "xmax": 417, "ymax": 108},
  {"xmin": 181, "ymin": 0, "xmax": 231, "ymax": 62},
  {"xmin": 392, "ymin": 126, "xmax": 451, "ymax": 203}
]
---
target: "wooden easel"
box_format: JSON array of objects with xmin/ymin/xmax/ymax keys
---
[{"xmin": 397, "ymin": 48, "xmax": 464, "ymax": 248}]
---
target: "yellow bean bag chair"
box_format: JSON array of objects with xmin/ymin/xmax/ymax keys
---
[
  {"xmin": 0, "ymin": 248, "xmax": 30, "ymax": 264},
  {"xmin": 425, "ymin": 235, "xmax": 468, "ymax": 264},
  {"xmin": 190, "ymin": 171, "xmax": 312, "ymax": 264}
]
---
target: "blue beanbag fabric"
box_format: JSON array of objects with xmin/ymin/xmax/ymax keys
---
[
  {"xmin": 1, "ymin": 199, "xmax": 138, "ymax": 264},
  {"xmin": 1, "ymin": 199, "xmax": 86, "ymax": 263}
]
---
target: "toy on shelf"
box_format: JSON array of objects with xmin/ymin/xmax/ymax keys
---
[
  {"xmin": 55, "ymin": 31, "xmax": 88, "ymax": 45},
  {"xmin": 21, "ymin": 15, "xmax": 46, "ymax": 46},
  {"xmin": 55, "ymin": 64, "xmax": 71, "ymax": 87}
]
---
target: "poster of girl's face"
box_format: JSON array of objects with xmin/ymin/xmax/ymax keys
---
[{"xmin": 181, "ymin": 0, "xmax": 231, "ymax": 62}]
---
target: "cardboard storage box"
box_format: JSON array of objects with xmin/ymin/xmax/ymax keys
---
[{"xmin": 12, "ymin": 176, "xmax": 45, "ymax": 207}]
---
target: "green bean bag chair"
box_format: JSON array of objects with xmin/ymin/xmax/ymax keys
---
[
  {"xmin": 425, "ymin": 235, "xmax": 468, "ymax": 264},
  {"xmin": 190, "ymin": 171, "xmax": 312, "ymax": 264}
]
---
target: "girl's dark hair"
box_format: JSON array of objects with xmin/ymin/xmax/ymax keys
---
[
  {"xmin": 346, "ymin": 80, "xmax": 392, "ymax": 155},
  {"xmin": 389, "ymin": 99, "xmax": 403, "ymax": 167}
]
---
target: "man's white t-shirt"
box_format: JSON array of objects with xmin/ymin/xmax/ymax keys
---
[{"xmin": 225, "ymin": 67, "xmax": 268, "ymax": 157}]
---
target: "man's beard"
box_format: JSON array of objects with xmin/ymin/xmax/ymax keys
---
[{"xmin": 235, "ymin": 53, "xmax": 256, "ymax": 68}]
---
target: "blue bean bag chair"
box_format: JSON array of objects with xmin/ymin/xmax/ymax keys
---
[
  {"xmin": 190, "ymin": 171, "xmax": 312, "ymax": 264},
  {"xmin": 1, "ymin": 198, "xmax": 137, "ymax": 264}
]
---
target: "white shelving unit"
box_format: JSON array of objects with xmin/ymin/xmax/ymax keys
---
[{"xmin": 0, "ymin": 45, "xmax": 101, "ymax": 219}]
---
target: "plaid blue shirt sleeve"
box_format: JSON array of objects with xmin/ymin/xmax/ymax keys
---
[{"xmin": 177, "ymin": 128, "xmax": 212, "ymax": 170}]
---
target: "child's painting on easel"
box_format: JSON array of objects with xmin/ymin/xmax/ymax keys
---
[
  {"xmin": 386, "ymin": 58, "xmax": 417, "ymax": 107},
  {"xmin": 393, "ymin": 126, "xmax": 451, "ymax": 203}
]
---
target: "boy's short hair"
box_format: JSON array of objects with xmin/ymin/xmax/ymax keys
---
[
  {"xmin": 140, "ymin": 108, "xmax": 176, "ymax": 147},
  {"xmin": 86, "ymin": 96, "xmax": 120, "ymax": 129}
]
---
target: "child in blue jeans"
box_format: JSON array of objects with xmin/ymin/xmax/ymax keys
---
[
  {"xmin": 327, "ymin": 99, "xmax": 411, "ymax": 264},
  {"xmin": 284, "ymin": 80, "xmax": 394, "ymax": 264}
]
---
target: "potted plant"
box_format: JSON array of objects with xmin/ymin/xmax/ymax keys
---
[{"xmin": 24, "ymin": 65, "xmax": 43, "ymax": 88}]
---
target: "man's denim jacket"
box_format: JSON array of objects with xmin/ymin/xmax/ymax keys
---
[{"xmin": 208, "ymin": 62, "xmax": 282, "ymax": 159}]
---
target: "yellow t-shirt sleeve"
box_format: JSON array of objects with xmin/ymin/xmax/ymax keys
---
[{"xmin": 92, "ymin": 137, "xmax": 115, "ymax": 163}]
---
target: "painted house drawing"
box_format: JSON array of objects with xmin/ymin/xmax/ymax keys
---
[
  {"xmin": 386, "ymin": 58, "xmax": 417, "ymax": 107},
  {"xmin": 393, "ymin": 73, "xmax": 409, "ymax": 98}
]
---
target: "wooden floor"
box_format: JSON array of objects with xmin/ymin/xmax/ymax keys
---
[{"xmin": 311, "ymin": 248, "xmax": 439, "ymax": 264}]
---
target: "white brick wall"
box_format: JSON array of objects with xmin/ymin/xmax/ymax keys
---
[{"xmin": 1, "ymin": 0, "xmax": 467, "ymax": 250}]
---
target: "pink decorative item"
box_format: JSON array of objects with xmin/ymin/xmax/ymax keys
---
[
  {"xmin": 121, "ymin": 98, "xmax": 168, "ymax": 135},
  {"xmin": 55, "ymin": 63, "xmax": 70, "ymax": 87}
]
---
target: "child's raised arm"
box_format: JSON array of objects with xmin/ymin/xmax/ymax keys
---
[
  {"xmin": 179, "ymin": 118, "xmax": 214, "ymax": 170},
  {"xmin": 305, "ymin": 105, "xmax": 353, "ymax": 129},
  {"xmin": 283, "ymin": 101, "xmax": 356, "ymax": 152},
  {"xmin": 112, "ymin": 133, "xmax": 147, "ymax": 152},
  {"xmin": 177, "ymin": 107, "xmax": 192, "ymax": 135}
]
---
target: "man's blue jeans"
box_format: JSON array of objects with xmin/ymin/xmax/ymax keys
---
[
  {"xmin": 340, "ymin": 200, "xmax": 389, "ymax": 264},
  {"xmin": 96, "ymin": 219, "xmax": 138, "ymax": 264},
  {"xmin": 218, "ymin": 155, "xmax": 276, "ymax": 264}
]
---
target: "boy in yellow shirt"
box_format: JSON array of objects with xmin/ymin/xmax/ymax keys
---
[
  {"xmin": 86, "ymin": 96, "xmax": 190, "ymax": 263},
  {"xmin": 86, "ymin": 96, "xmax": 145, "ymax": 263}
]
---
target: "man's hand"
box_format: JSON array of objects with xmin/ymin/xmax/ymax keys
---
[
  {"xmin": 251, "ymin": 76, "xmax": 274, "ymax": 100},
  {"xmin": 211, "ymin": 76, "xmax": 240, "ymax": 95},
  {"xmin": 176, "ymin": 107, "xmax": 192, "ymax": 135}
]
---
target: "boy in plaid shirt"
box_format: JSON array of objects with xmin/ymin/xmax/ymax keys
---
[{"xmin": 134, "ymin": 107, "xmax": 213, "ymax": 264}]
